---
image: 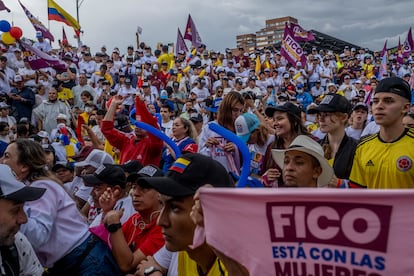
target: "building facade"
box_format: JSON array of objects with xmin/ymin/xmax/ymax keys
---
[{"xmin": 236, "ymin": 16, "xmax": 298, "ymax": 50}]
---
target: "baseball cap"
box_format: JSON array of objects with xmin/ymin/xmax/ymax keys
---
[
  {"xmin": 56, "ymin": 113, "xmax": 68, "ymax": 121},
  {"xmin": 82, "ymin": 164, "xmax": 126, "ymax": 188},
  {"xmin": 116, "ymin": 159, "xmax": 143, "ymax": 174},
  {"xmin": 114, "ymin": 114, "xmax": 131, "ymax": 131},
  {"xmin": 138, "ymin": 153, "xmax": 234, "ymax": 197},
  {"xmin": 352, "ymin": 102, "xmax": 368, "ymax": 112},
  {"xmin": 375, "ymin": 77, "xmax": 411, "ymax": 102},
  {"xmin": 19, "ymin": 117, "xmax": 29, "ymax": 124},
  {"xmin": 51, "ymin": 161, "xmax": 74, "ymax": 172},
  {"xmin": 271, "ymin": 135, "xmax": 333, "ymax": 187},
  {"xmin": 0, "ymin": 102, "xmax": 9, "ymax": 109},
  {"xmin": 189, "ymin": 112, "xmax": 203, "ymax": 123},
  {"xmin": 283, "ymin": 73, "xmax": 290, "ymax": 79},
  {"xmin": 36, "ymin": 31, "xmax": 43, "ymax": 38},
  {"xmin": 312, "ymin": 93, "xmax": 352, "ymax": 114},
  {"xmin": 126, "ymin": 164, "xmax": 164, "ymax": 183},
  {"xmin": 0, "ymin": 164, "xmax": 45, "ymax": 202},
  {"xmin": 265, "ymin": 102, "xmax": 301, "ymax": 118},
  {"xmin": 235, "ymin": 113, "xmax": 260, "ymax": 143},
  {"xmin": 14, "ymin": 75, "xmax": 23, "ymax": 82},
  {"xmin": 75, "ymin": 149, "xmax": 114, "ymax": 168}
]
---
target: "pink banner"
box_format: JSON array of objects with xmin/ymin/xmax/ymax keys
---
[
  {"xmin": 281, "ymin": 24, "xmax": 307, "ymax": 67},
  {"xmin": 197, "ymin": 188, "xmax": 414, "ymax": 276}
]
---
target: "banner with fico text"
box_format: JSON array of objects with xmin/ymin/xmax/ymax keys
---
[
  {"xmin": 198, "ymin": 188, "xmax": 414, "ymax": 276},
  {"xmin": 281, "ymin": 24, "xmax": 307, "ymax": 67}
]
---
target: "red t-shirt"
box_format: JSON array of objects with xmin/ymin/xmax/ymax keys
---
[{"xmin": 122, "ymin": 213, "xmax": 164, "ymax": 256}]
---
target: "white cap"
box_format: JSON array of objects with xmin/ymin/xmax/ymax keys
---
[{"xmin": 75, "ymin": 149, "xmax": 114, "ymax": 169}]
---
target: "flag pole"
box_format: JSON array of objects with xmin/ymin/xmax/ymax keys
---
[{"xmin": 136, "ymin": 32, "xmax": 139, "ymax": 49}]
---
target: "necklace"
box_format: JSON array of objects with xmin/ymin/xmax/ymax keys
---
[{"xmin": 127, "ymin": 210, "xmax": 161, "ymax": 250}]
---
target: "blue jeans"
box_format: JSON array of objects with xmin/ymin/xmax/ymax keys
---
[{"xmin": 50, "ymin": 234, "xmax": 121, "ymax": 276}]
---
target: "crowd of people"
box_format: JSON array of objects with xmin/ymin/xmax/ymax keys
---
[{"xmin": 0, "ymin": 29, "xmax": 414, "ymax": 275}]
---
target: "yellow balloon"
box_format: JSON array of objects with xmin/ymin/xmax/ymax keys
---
[{"xmin": 2, "ymin": 32, "xmax": 15, "ymax": 45}]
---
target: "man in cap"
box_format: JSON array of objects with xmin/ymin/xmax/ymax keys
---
[
  {"xmin": 0, "ymin": 164, "xmax": 45, "ymax": 275},
  {"xmin": 0, "ymin": 55, "xmax": 15, "ymax": 94},
  {"xmin": 71, "ymin": 148, "xmax": 114, "ymax": 212},
  {"xmin": 137, "ymin": 153, "xmax": 234, "ymax": 275},
  {"xmin": 350, "ymin": 77, "xmax": 414, "ymax": 188},
  {"xmin": 102, "ymin": 165, "xmax": 164, "ymax": 273},
  {"xmin": 78, "ymin": 52, "xmax": 97, "ymax": 79},
  {"xmin": 118, "ymin": 77, "xmax": 138, "ymax": 111},
  {"xmin": 82, "ymin": 163, "xmax": 135, "ymax": 227},
  {"xmin": 50, "ymin": 158, "xmax": 75, "ymax": 187},
  {"xmin": 0, "ymin": 101, "xmax": 16, "ymax": 134},
  {"xmin": 9, "ymin": 75, "xmax": 36, "ymax": 122},
  {"xmin": 33, "ymin": 31, "xmax": 52, "ymax": 53}
]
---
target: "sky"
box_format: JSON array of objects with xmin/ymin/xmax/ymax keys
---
[{"xmin": 1, "ymin": 0, "xmax": 413, "ymax": 55}]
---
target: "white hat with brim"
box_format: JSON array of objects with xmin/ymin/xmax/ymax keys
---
[{"xmin": 271, "ymin": 135, "xmax": 333, "ymax": 187}]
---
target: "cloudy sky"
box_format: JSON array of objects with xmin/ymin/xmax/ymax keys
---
[{"xmin": 2, "ymin": 0, "xmax": 413, "ymax": 54}]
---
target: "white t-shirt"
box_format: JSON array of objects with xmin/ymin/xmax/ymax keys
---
[
  {"xmin": 153, "ymin": 245, "xmax": 179, "ymax": 276},
  {"xmin": 162, "ymin": 120, "xmax": 173, "ymax": 138}
]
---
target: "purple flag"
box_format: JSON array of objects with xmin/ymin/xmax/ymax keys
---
[
  {"xmin": 402, "ymin": 27, "xmax": 414, "ymax": 58},
  {"xmin": 183, "ymin": 14, "xmax": 202, "ymax": 48},
  {"xmin": 280, "ymin": 24, "xmax": 307, "ymax": 66},
  {"xmin": 397, "ymin": 37, "xmax": 404, "ymax": 65},
  {"xmin": 380, "ymin": 40, "xmax": 387, "ymax": 57},
  {"xmin": 0, "ymin": 0, "xmax": 10, "ymax": 12},
  {"xmin": 19, "ymin": 0, "xmax": 54, "ymax": 41},
  {"xmin": 176, "ymin": 28, "xmax": 188, "ymax": 55},
  {"xmin": 19, "ymin": 40, "xmax": 67, "ymax": 72},
  {"xmin": 289, "ymin": 22, "xmax": 315, "ymax": 42}
]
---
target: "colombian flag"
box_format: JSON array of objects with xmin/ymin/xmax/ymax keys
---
[{"xmin": 48, "ymin": 0, "xmax": 81, "ymax": 36}]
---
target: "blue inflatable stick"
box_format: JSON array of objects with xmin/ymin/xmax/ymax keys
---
[
  {"xmin": 129, "ymin": 108, "xmax": 181, "ymax": 159},
  {"xmin": 208, "ymin": 123, "xmax": 253, "ymax": 188}
]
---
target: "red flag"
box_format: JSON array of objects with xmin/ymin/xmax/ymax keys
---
[
  {"xmin": 280, "ymin": 23, "xmax": 307, "ymax": 66},
  {"xmin": 61, "ymin": 26, "xmax": 68, "ymax": 46},
  {"xmin": 176, "ymin": 28, "xmax": 188, "ymax": 55},
  {"xmin": 397, "ymin": 37, "xmax": 404, "ymax": 64},
  {"xmin": 380, "ymin": 40, "xmax": 387, "ymax": 57},
  {"xmin": 183, "ymin": 14, "xmax": 203, "ymax": 48},
  {"xmin": 0, "ymin": 0, "xmax": 10, "ymax": 12},
  {"xmin": 76, "ymin": 115, "xmax": 85, "ymax": 146},
  {"xmin": 402, "ymin": 27, "xmax": 414, "ymax": 58},
  {"xmin": 289, "ymin": 22, "xmax": 315, "ymax": 42}
]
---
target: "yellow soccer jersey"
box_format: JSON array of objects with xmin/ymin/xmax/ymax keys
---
[
  {"xmin": 349, "ymin": 129, "xmax": 414, "ymax": 189},
  {"xmin": 177, "ymin": 251, "xmax": 228, "ymax": 276}
]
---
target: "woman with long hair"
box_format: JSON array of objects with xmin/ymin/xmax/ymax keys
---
[
  {"xmin": 313, "ymin": 93, "xmax": 357, "ymax": 182},
  {"xmin": 161, "ymin": 117, "xmax": 198, "ymax": 173},
  {"xmin": 0, "ymin": 139, "xmax": 121, "ymax": 274},
  {"xmin": 260, "ymin": 102, "xmax": 310, "ymax": 187},
  {"xmin": 199, "ymin": 91, "xmax": 245, "ymax": 173}
]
